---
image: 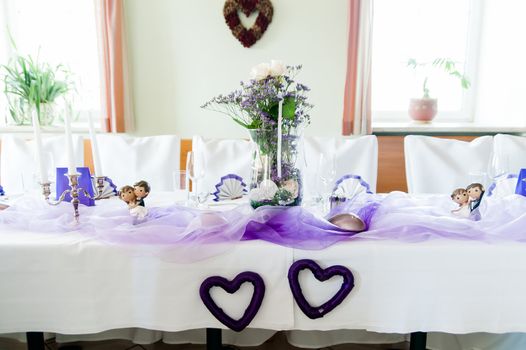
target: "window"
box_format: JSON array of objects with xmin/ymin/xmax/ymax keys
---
[
  {"xmin": 0, "ymin": 0, "xmax": 101, "ymax": 128},
  {"xmin": 372, "ymin": 0, "xmax": 480, "ymax": 122}
]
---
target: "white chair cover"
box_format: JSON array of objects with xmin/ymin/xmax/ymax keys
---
[
  {"xmin": 95, "ymin": 134, "xmax": 180, "ymax": 191},
  {"xmin": 404, "ymin": 135, "xmax": 493, "ymax": 194},
  {"xmin": 493, "ymin": 134, "xmax": 526, "ymax": 175},
  {"xmin": 303, "ymin": 135, "xmax": 378, "ymax": 193},
  {"xmin": 0, "ymin": 134, "xmax": 84, "ymax": 195},
  {"xmin": 191, "ymin": 136, "xmax": 253, "ymax": 194}
]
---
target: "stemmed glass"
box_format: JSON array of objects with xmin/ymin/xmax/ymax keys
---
[
  {"xmin": 316, "ymin": 153, "xmax": 337, "ymax": 213},
  {"xmin": 186, "ymin": 151, "xmax": 208, "ymax": 207},
  {"xmin": 487, "ymin": 155, "xmax": 509, "ymax": 181}
]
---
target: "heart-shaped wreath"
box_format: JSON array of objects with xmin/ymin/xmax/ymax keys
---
[{"xmin": 223, "ymin": 0, "xmax": 273, "ymax": 48}]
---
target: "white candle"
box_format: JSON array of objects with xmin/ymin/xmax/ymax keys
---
[
  {"xmin": 88, "ymin": 115, "xmax": 103, "ymax": 176},
  {"xmin": 64, "ymin": 109, "xmax": 77, "ymax": 175},
  {"xmin": 31, "ymin": 109, "xmax": 48, "ymax": 183},
  {"xmin": 277, "ymin": 99, "xmax": 283, "ymax": 178}
]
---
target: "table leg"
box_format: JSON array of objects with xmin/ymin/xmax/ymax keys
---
[
  {"xmin": 206, "ymin": 328, "xmax": 222, "ymax": 350},
  {"xmin": 26, "ymin": 332, "xmax": 44, "ymax": 350},
  {"xmin": 410, "ymin": 331, "xmax": 427, "ymax": 350}
]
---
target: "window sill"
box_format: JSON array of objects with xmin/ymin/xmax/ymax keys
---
[
  {"xmin": 0, "ymin": 125, "xmax": 95, "ymax": 134},
  {"xmin": 372, "ymin": 122, "xmax": 526, "ymax": 136}
]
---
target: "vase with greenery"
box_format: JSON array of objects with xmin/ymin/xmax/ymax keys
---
[
  {"xmin": 407, "ymin": 57, "xmax": 470, "ymax": 122},
  {"xmin": 202, "ymin": 61, "xmax": 313, "ymax": 208},
  {"xmin": 2, "ymin": 55, "xmax": 71, "ymax": 126}
]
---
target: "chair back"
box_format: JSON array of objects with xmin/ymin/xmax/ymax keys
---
[
  {"xmin": 96, "ymin": 134, "xmax": 180, "ymax": 191},
  {"xmin": 303, "ymin": 135, "xmax": 378, "ymax": 194},
  {"xmin": 404, "ymin": 135, "xmax": 493, "ymax": 194},
  {"xmin": 0, "ymin": 134, "xmax": 84, "ymax": 194},
  {"xmin": 493, "ymin": 134, "xmax": 526, "ymax": 175},
  {"xmin": 191, "ymin": 136, "xmax": 253, "ymax": 194}
]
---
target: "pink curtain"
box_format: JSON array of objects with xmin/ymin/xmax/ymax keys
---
[
  {"xmin": 95, "ymin": 0, "xmax": 133, "ymax": 132},
  {"xmin": 342, "ymin": 0, "xmax": 373, "ymax": 135}
]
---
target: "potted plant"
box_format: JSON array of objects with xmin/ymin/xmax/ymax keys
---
[
  {"xmin": 407, "ymin": 58, "xmax": 470, "ymax": 122},
  {"xmin": 2, "ymin": 55, "xmax": 71, "ymax": 126}
]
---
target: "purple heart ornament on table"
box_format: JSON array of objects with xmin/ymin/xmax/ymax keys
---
[
  {"xmin": 288, "ymin": 259, "xmax": 354, "ymax": 319},
  {"xmin": 199, "ymin": 271, "xmax": 265, "ymax": 332}
]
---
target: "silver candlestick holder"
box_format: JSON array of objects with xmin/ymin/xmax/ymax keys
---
[{"xmin": 41, "ymin": 173, "xmax": 112, "ymax": 223}]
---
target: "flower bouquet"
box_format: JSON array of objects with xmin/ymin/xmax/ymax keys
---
[{"xmin": 202, "ymin": 60, "xmax": 313, "ymax": 208}]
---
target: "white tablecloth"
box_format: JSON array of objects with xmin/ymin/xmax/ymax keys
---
[
  {"xmin": 2, "ymin": 194, "xmax": 526, "ymax": 348},
  {"xmin": 2, "ymin": 229, "xmax": 526, "ymax": 335}
]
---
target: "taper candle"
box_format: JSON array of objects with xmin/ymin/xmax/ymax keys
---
[
  {"xmin": 31, "ymin": 109, "xmax": 48, "ymax": 183},
  {"xmin": 64, "ymin": 108, "xmax": 76, "ymax": 175},
  {"xmin": 88, "ymin": 115, "xmax": 103, "ymax": 176}
]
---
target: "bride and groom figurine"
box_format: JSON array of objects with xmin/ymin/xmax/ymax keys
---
[
  {"xmin": 451, "ymin": 183, "xmax": 485, "ymax": 218},
  {"xmin": 119, "ymin": 180, "xmax": 150, "ymax": 219}
]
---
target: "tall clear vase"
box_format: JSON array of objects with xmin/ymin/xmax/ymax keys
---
[{"xmin": 248, "ymin": 125, "xmax": 304, "ymax": 208}]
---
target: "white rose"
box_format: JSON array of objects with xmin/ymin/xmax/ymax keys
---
[
  {"xmin": 269, "ymin": 60, "xmax": 286, "ymax": 77},
  {"xmin": 250, "ymin": 63, "xmax": 271, "ymax": 81},
  {"xmin": 281, "ymin": 179, "xmax": 299, "ymax": 199}
]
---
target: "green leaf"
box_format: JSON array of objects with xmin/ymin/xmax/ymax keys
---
[{"xmin": 268, "ymin": 97, "xmax": 296, "ymax": 120}]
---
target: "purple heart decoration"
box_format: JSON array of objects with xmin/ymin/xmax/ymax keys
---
[
  {"xmin": 288, "ymin": 259, "xmax": 354, "ymax": 319},
  {"xmin": 199, "ymin": 271, "xmax": 265, "ymax": 332}
]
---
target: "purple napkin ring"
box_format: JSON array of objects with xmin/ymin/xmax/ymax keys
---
[
  {"xmin": 288, "ymin": 259, "xmax": 354, "ymax": 319},
  {"xmin": 200, "ymin": 271, "xmax": 265, "ymax": 332}
]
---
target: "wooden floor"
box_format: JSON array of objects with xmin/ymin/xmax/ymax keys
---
[{"xmin": 0, "ymin": 333, "xmax": 409, "ymax": 350}]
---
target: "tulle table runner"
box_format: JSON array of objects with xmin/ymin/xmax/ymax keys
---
[{"xmin": 1, "ymin": 191, "xmax": 526, "ymax": 263}]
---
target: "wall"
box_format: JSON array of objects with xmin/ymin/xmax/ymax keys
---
[{"xmin": 124, "ymin": 0, "xmax": 349, "ymax": 138}]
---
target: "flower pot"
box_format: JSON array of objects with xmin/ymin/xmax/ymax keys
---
[
  {"xmin": 7, "ymin": 99, "xmax": 57, "ymax": 126},
  {"xmin": 408, "ymin": 98, "xmax": 437, "ymax": 123},
  {"xmin": 248, "ymin": 126, "xmax": 304, "ymax": 208}
]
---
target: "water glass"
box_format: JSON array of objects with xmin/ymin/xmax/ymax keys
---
[
  {"xmin": 316, "ymin": 153, "xmax": 337, "ymax": 213},
  {"xmin": 172, "ymin": 170, "xmax": 189, "ymax": 204}
]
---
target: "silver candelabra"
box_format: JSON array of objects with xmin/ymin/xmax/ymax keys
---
[{"xmin": 41, "ymin": 174, "xmax": 112, "ymax": 223}]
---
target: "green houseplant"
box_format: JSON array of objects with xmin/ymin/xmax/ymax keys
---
[
  {"xmin": 407, "ymin": 58, "xmax": 470, "ymax": 122},
  {"xmin": 2, "ymin": 55, "xmax": 71, "ymax": 126}
]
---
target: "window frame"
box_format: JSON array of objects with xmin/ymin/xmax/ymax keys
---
[{"xmin": 371, "ymin": 0, "xmax": 483, "ymax": 124}]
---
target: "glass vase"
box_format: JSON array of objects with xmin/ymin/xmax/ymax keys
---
[
  {"xmin": 6, "ymin": 97, "xmax": 57, "ymax": 126},
  {"xmin": 248, "ymin": 125, "xmax": 304, "ymax": 208}
]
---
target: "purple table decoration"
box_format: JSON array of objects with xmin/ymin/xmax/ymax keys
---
[
  {"xmin": 212, "ymin": 174, "xmax": 247, "ymax": 202},
  {"xmin": 288, "ymin": 259, "xmax": 354, "ymax": 319},
  {"xmin": 515, "ymin": 169, "xmax": 526, "ymax": 197},
  {"xmin": 56, "ymin": 167, "xmax": 95, "ymax": 206},
  {"xmin": 0, "ymin": 185, "xmax": 4, "ymax": 196},
  {"xmin": 199, "ymin": 271, "xmax": 265, "ymax": 332}
]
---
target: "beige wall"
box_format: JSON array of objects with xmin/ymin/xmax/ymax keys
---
[{"xmin": 124, "ymin": 0, "xmax": 349, "ymax": 138}]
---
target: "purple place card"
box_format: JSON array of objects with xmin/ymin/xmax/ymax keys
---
[
  {"xmin": 516, "ymin": 169, "xmax": 526, "ymax": 197},
  {"xmin": 56, "ymin": 167, "xmax": 95, "ymax": 206}
]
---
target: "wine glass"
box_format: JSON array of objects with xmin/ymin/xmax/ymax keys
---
[
  {"xmin": 487, "ymin": 154, "xmax": 509, "ymax": 181},
  {"xmin": 186, "ymin": 151, "xmax": 206, "ymax": 206},
  {"xmin": 316, "ymin": 153, "xmax": 337, "ymax": 213}
]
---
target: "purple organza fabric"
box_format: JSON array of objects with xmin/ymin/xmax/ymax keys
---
[{"xmin": 2, "ymin": 189, "xmax": 526, "ymax": 262}]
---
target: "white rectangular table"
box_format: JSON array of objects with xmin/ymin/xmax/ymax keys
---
[{"xmin": 3, "ymin": 224, "xmax": 526, "ymax": 350}]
